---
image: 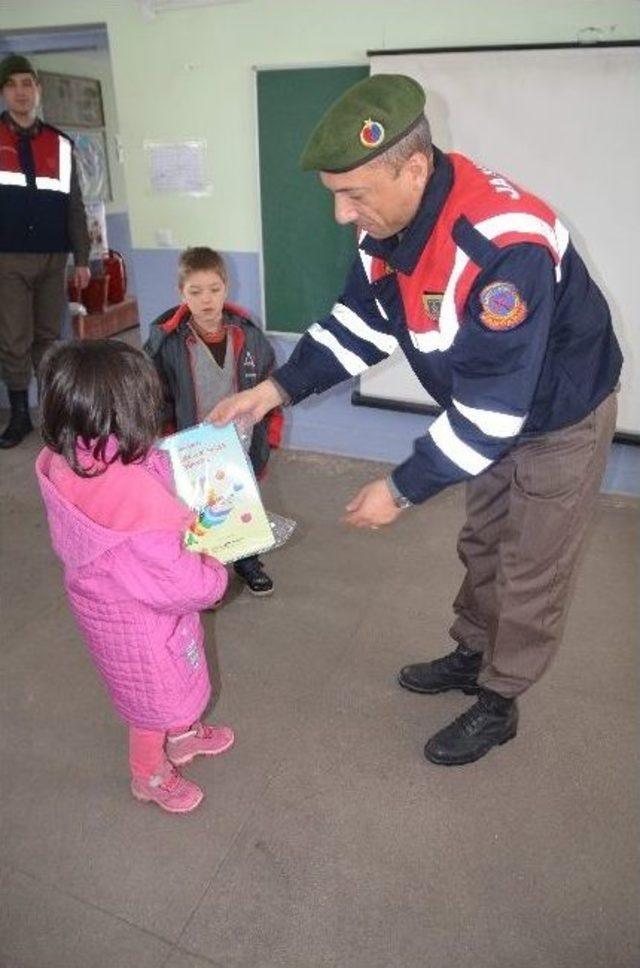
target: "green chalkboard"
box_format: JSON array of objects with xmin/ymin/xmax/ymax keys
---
[{"xmin": 257, "ymin": 65, "xmax": 369, "ymax": 333}]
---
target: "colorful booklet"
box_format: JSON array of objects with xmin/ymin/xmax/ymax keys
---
[{"xmin": 159, "ymin": 422, "xmax": 275, "ymax": 564}]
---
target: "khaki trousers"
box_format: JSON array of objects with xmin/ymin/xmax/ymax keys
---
[
  {"xmin": 449, "ymin": 392, "xmax": 618, "ymax": 698},
  {"xmin": 0, "ymin": 252, "xmax": 68, "ymax": 391}
]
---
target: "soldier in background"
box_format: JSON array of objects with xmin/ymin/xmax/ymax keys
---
[{"xmin": 0, "ymin": 54, "xmax": 90, "ymax": 448}]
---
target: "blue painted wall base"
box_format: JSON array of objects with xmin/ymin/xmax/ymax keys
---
[{"xmin": 2, "ymin": 241, "xmax": 637, "ymax": 497}]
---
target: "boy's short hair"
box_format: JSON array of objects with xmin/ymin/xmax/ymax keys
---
[
  {"xmin": 178, "ymin": 247, "xmax": 228, "ymax": 288},
  {"xmin": 39, "ymin": 339, "xmax": 163, "ymax": 477}
]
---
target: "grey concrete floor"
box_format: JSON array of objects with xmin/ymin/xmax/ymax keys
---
[{"xmin": 0, "ymin": 427, "xmax": 638, "ymax": 968}]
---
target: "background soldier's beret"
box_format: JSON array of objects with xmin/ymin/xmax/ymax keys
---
[
  {"xmin": 0, "ymin": 54, "xmax": 38, "ymax": 89},
  {"xmin": 300, "ymin": 73, "xmax": 426, "ymax": 173}
]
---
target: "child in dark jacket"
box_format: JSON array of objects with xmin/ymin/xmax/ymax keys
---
[{"xmin": 144, "ymin": 247, "xmax": 282, "ymax": 596}]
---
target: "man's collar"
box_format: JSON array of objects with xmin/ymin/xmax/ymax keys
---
[
  {"xmin": 1, "ymin": 110, "xmax": 42, "ymax": 138},
  {"xmin": 360, "ymin": 146, "xmax": 453, "ymax": 275}
]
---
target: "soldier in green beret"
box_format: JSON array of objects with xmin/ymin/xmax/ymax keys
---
[
  {"xmin": 301, "ymin": 74, "xmax": 431, "ymax": 241},
  {"xmin": 212, "ymin": 74, "xmax": 621, "ymax": 767},
  {"xmin": 0, "ymin": 54, "xmax": 90, "ymax": 448}
]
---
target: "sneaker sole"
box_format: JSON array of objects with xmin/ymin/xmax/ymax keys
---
[
  {"xmin": 131, "ymin": 785, "xmax": 204, "ymax": 813},
  {"xmin": 167, "ymin": 733, "xmax": 235, "ymax": 766},
  {"xmin": 247, "ymin": 587, "xmax": 274, "ymax": 597},
  {"xmin": 424, "ymin": 728, "xmax": 517, "ymax": 767},
  {"xmin": 398, "ymin": 674, "xmax": 480, "ymax": 696}
]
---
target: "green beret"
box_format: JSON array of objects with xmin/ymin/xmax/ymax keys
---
[
  {"xmin": 0, "ymin": 54, "xmax": 37, "ymax": 89},
  {"xmin": 300, "ymin": 74, "xmax": 426, "ymax": 173}
]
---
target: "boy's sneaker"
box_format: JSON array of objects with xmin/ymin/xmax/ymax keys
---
[
  {"xmin": 233, "ymin": 558, "xmax": 274, "ymax": 597},
  {"xmin": 131, "ymin": 763, "xmax": 203, "ymax": 813},
  {"xmin": 166, "ymin": 722, "xmax": 235, "ymax": 766}
]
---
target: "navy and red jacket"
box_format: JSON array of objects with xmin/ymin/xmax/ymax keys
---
[
  {"xmin": 144, "ymin": 302, "xmax": 283, "ymax": 478},
  {"xmin": 0, "ymin": 114, "xmax": 87, "ymax": 259},
  {"xmin": 273, "ymin": 148, "xmax": 622, "ymax": 504}
]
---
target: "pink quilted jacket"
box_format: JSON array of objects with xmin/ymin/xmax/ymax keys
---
[{"xmin": 35, "ymin": 445, "xmax": 228, "ymax": 730}]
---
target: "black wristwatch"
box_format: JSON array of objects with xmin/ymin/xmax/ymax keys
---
[{"xmin": 386, "ymin": 476, "xmax": 412, "ymax": 510}]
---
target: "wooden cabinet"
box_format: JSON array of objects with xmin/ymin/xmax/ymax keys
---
[{"xmin": 71, "ymin": 296, "xmax": 139, "ymax": 339}]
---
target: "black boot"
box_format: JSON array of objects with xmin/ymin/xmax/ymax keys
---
[
  {"xmin": 398, "ymin": 643, "xmax": 482, "ymax": 695},
  {"xmin": 0, "ymin": 390, "xmax": 33, "ymax": 449},
  {"xmin": 424, "ymin": 688, "xmax": 518, "ymax": 766},
  {"xmin": 233, "ymin": 556, "xmax": 274, "ymax": 597}
]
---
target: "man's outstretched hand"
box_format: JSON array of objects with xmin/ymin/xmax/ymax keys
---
[
  {"xmin": 208, "ymin": 379, "xmax": 283, "ymax": 426},
  {"xmin": 211, "ymin": 388, "xmax": 404, "ymax": 531},
  {"xmin": 343, "ymin": 478, "xmax": 402, "ymax": 529}
]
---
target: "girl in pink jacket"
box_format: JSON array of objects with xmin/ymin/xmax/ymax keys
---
[{"xmin": 36, "ymin": 339, "xmax": 233, "ymax": 814}]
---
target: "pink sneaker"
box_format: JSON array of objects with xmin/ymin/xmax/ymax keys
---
[
  {"xmin": 166, "ymin": 722, "xmax": 235, "ymax": 766},
  {"xmin": 131, "ymin": 763, "xmax": 203, "ymax": 813}
]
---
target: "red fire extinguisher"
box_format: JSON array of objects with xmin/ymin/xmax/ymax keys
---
[{"xmin": 102, "ymin": 249, "xmax": 127, "ymax": 304}]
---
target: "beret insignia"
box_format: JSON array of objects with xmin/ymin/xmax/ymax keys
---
[
  {"xmin": 479, "ymin": 281, "xmax": 528, "ymax": 330},
  {"xmin": 359, "ymin": 118, "xmax": 385, "ymax": 149},
  {"xmin": 300, "ymin": 74, "xmax": 425, "ymax": 172}
]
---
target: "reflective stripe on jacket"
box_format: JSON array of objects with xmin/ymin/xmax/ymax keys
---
[{"xmin": 273, "ymin": 148, "xmax": 622, "ymax": 504}]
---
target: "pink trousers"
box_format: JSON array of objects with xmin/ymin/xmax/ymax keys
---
[{"xmin": 128, "ymin": 725, "xmax": 190, "ymax": 779}]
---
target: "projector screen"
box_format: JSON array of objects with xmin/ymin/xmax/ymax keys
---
[{"xmin": 358, "ymin": 43, "xmax": 639, "ymax": 438}]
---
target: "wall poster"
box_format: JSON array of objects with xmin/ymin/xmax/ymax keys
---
[{"xmin": 39, "ymin": 71, "xmax": 105, "ymax": 128}]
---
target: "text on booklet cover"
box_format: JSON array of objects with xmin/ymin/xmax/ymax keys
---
[{"xmin": 159, "ymin": 423, "xmax": 274, "ymax": 564}]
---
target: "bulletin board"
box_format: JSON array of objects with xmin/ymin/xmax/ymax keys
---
[{"xmin": 39, "ymin": 71, "xmax": 105, "ymax": 128}]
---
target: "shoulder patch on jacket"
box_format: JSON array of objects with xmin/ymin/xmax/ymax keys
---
[{"xmin": 479, "ymin": 281, "xmax": 528, "ymax": 330}]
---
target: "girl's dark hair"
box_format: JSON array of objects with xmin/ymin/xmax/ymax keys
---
[{"xmin": 39, "ymin": 339, "xmax": 163, "ymax": 477}]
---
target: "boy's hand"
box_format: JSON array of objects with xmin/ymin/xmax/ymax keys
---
[
  {"xmin": 208, "ymin": 379, "xmax": 283, "ymax": 426},
  {"xmin": 343, "ymin": 478, "xmax": 402, "ymax": 529}
]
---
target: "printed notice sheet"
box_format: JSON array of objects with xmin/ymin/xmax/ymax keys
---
[{"xmin": 144, "ymin": 140, "xmax": 209, "ymax": 194}]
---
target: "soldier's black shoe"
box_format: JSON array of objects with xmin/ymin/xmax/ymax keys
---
[
  {"xmin": 398, "ymin": 643, "xmax": 482, "ymax": 695},
  {"xmin": 0, "ymin": 391, "xmax": 33, "ymax": 449},
  {"xmin": 424, "ymin": 688, "xmax": 518, "ymax": 766}
]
